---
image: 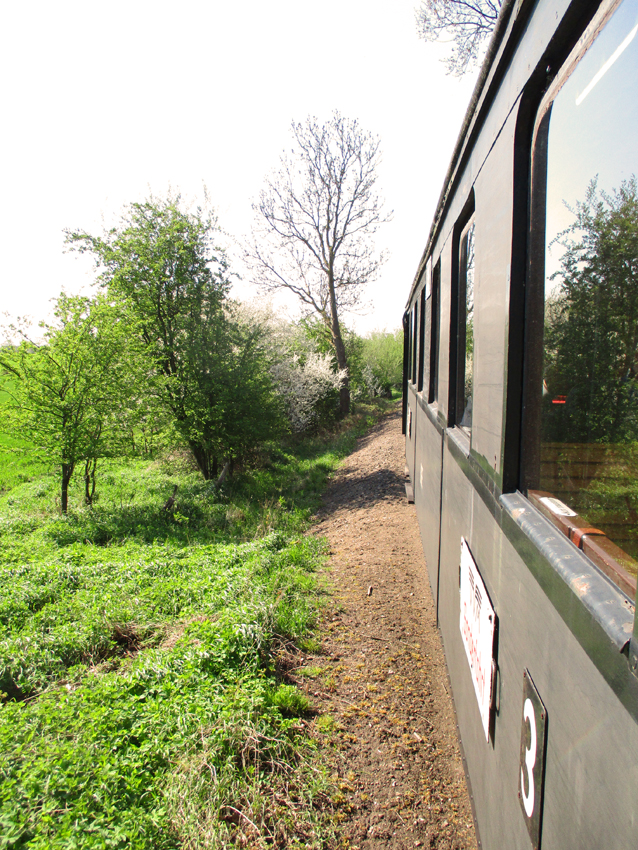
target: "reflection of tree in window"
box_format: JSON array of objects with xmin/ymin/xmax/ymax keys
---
[
  {"xmin": 530, "ymin": 0, "xmax": 638, "ymax": 587},
  {"xmin": 459, "ymin": 220, "xmax": 475, "ymax": 430},
  {"xmin": 541, "ymin": 176, "xmax": 638, "ymax": 564}
]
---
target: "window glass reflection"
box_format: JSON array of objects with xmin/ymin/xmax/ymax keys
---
[
  {"xmin": 541, "ymin": 0, "xmax": 638, "ymax": 577},
  {"xmin": 419, "ymin": 285, "xmax": 428, "ymax": 393},
  {"xmin": 459, "ymin": 219, "xmax": 475, "ymax": 431},
  {"xmin": 412, "ymin": 301, "xmax": 419, "ymax": 384},
  {"xmin": 429, "ymin": 261, "xmax": 440, "ymax": 404}
]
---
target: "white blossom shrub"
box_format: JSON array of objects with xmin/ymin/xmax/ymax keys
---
[
  {"xmin": 228, "ymin": 299, "xmax": 347, "ymax": 431},
  {"xmin": 355, "ymin": 362, "xmax": 383, "ymax": 400},
  {"xmin": 270, "ymin": 352, "xmax": 346, "ymax": 432}
]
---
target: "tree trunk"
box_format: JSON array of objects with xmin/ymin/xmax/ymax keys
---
[
  {"xmin": 189, "ymin": 441, "xmax": 215, "ymax": 480},
  {"xmin": 328, "ymin": 273, "xmax": 350, "ymax": 416},
  {"xmin": 84, "ymin": 457, "xmax": 97, "ymax": 506},
  {"xmin": 215, "ymin": 460, "xmax": 231, "ymax": 489},
  {"xmin": 61, "ymin": 462, "xmax": 74, "ymax": 514}
]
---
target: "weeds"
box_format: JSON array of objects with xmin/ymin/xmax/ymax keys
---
[{"xmin": 0, "ymin": 401, "xmax": 392, "ymax": 848}]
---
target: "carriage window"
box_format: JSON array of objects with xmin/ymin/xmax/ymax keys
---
[
  {"xmin": 429, "ymin": 260, "xmax": 440, "ymax": 404},
  {"xmin": 457, "ymin": 218, "xmax": 475, "ymax": 433},
  {"xmin": 411, "ymin": 302, "xmax": 418, "ymax": 384},
  {"xmin": 406, "ymin": 310, "xmax": 414, "ymax": 381},
  {"xmin": 418, "ymin": 285, "xmax": 427, "ymax": 392},
  {"xmin": 531, "ymin": 0, "xmax": 638, "ymax": 595}
]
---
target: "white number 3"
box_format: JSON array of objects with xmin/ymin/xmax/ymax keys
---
[{"xmin": 521, "ymin": 697, "xmax": 536, "ymax": 818}]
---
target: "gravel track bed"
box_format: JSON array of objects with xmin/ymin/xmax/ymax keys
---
[{"xmin": 306, "ymin": 406, "xmax": 478, "ymax": 849}]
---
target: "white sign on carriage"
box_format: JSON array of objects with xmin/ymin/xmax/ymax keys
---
[{"xmin": 459, "ymin": 538, "xmax": 496, "ymax": 742}]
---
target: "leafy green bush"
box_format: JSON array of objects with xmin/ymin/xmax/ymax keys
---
[
  {"xmin": 360, "ymin": 329, "xmax": 403, "ymax": 397},
  {"xmin": 0, "ymin": 413, "xmax": 378, "ymax": 847},
  {"xmin": 0, "ymin": 392, "xmax": 398, "ymax": 847}
]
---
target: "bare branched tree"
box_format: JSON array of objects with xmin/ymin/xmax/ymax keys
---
[
  {"xmin": 415, "ymin": 0, "xmax": 503, "ymax": 76},
  {"xmin": 246, "ymin": 112, "xmax": 391, "ymax": 415}
]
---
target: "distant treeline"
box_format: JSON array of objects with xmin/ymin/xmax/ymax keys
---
[{"xmin": 0, "ymin": 196, "xmax": 402, "ymax": 513}]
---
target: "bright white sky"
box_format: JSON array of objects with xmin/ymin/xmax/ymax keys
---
[{"xmin": 0, "ymin": 0, "xmax": 477, "ymax": 336}]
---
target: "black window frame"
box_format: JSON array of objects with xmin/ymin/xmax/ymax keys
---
[
  {"xmin": 407, "ymin": 307, "xmax": 414, "ymax": 384},
  {"xmin": 449, "ymin": 194, "xmax": 476, "ymax": 435},
  {"xmin": 429, "ymin": 259, "xmax": 441, "ymax": 405},
  {"xmin": 411, "ymin": 301, "xmax": 418, "ymax": 385},
  {"xmin": 417, "ymin": 285, "xmax": 426, "ymax": 392},
  {"xmin": 520, "ymin": 0, "xmax": 638, "ymax": 602}
]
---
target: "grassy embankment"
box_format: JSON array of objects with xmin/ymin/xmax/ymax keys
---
[
  {"xmin": 0, "ymin": 387, "xmax": 47, "ymax": 494},
  {"xmin": 0, "ymin": 402, "xmax": 390, "ymax": 849}
]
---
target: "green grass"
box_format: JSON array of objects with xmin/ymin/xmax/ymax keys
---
[
  {"xmin": 0, "ymin": 401, "xmax": 392, "ymax": 848},
  {"xmin": 0, "ymin": 537, "xmax": 325, "ymax": 848},
  {"xmin": 0, "ymin": 387, "xmax": 47, "ymax": 494}
]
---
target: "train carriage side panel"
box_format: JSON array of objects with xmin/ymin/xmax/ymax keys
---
[
  {"xmin": 493, "ymin": 512, "xmax": 638, "ymax": 850},
  {"xmin": 405, "ymin": 283, "xmax": 424, "ymax": 486},
  {"xmin": 414, "ymin": 394, "xmax": 444, "ymax": 605},
  {"xmin": 434, "ymin": 237, "xmax": 452, "ymax": 426},
  {"xmin": 439, "ymin": 446, "xmax": 638, "ymax": 849},
  {"xmin": 409, "ymin": 1, "xmax": 638, "ymax": 847},
  {"xmin": 406, "ymin": 314, "xmax": 418, "ymax": 486},
  {"xmin": 438, "ymin": 448, "xmax": 528, "ymax": 849},
  {"xmin": 470, "ymin": 122, "xmax": 515, "ymax": 489}
]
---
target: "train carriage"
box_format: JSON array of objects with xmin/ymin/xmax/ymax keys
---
[{"xmin": 404, "ymin": 0, "xmax": 638, "ymax": 847}]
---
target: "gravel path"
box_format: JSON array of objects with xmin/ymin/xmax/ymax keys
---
[{"xmin": 307, "ymin": 405, "xmax": 478, "ymax": 849}]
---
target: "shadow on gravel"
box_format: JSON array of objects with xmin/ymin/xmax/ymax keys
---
[
  {"xmin": 315, "ymin": 409, "xmax": 406, "ymax": 516},
  {"xmin": 317, "ymin": 466, "xmax": 406, "ymax": 514}
]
